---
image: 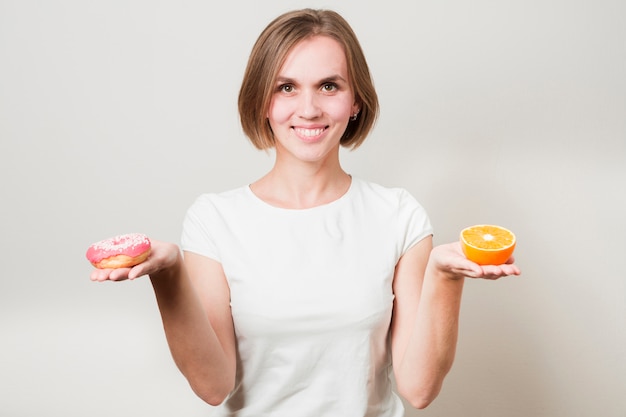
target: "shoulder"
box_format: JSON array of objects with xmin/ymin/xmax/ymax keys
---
[
  {"xmin": 352, "ymin": 178, "xmax": 433, "ymax": 249},
  {"xmin": 181, "ymin": 186, "xmax": 252, "ymax": 259},
  {"xmin": 351, "ymin": 177, "xmax": 424, "ymax": 211},
  {"xmin": 183, "ymin": 185, "xmax": 255, "ymax": 235}
]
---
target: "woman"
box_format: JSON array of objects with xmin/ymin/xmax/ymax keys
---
[{"xmin": 90, "ymin": 9, "xmax": 520, "ymax": 416}]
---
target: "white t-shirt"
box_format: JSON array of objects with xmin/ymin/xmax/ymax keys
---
[{"xmin": 181, "ymin": 177, "xmax": 433, "ymax": 417}]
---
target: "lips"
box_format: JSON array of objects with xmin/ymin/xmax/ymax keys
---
[{"xmin": 293, "ymin": 126, "xmax": 328, "ymax": 141}]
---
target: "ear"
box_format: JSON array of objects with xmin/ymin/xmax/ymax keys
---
[{"xmin": 352, "ymin": 98, "xmax": 361, "ymax": 116}]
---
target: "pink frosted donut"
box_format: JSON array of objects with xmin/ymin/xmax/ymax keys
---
[{"xmin": 86, "ymin": 233, "xmax": 151, "ymax": 269}]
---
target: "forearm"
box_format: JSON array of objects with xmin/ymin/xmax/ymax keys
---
[
  {"xmin": 150, "ymin": 254, "xmax": 235, "ymax": 405},
  {"xmin": 395, "ymin": 263, "xmax": 465, "ymax": 409}
]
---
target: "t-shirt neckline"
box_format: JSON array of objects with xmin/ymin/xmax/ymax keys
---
[{"xmin": 245, "ymin": 176, "xmax": 355, "ymax": 213}]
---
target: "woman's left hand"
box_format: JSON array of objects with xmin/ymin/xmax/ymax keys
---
[{"xmin": 429, "ymin": 242, "xmax": 521, "ymax": 281}]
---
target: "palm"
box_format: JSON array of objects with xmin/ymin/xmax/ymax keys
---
[
  {"xmin": 431, "ymin": 242, "xmax": 521, "ymax": 280},
  {"xmin": 89, "ymin": 240, "xmax": 179, "ymax": 282}
]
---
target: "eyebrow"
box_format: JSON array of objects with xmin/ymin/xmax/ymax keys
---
[{"xmin": 275, "ymin": 74, "xmax": 348, "ymax": 84}]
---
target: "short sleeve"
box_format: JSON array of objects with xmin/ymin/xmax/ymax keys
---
[
  {"xmin": 180, "ymin": 195, "xmax": 221, "ymax": 262},
  {"xmin": 397, "ymin": 189, "xmax": 433, "ymax": 255}
]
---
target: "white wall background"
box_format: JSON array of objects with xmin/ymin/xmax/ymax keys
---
[{"xmin": 1, "ymin": 0, "xmax": 625, "ymax": 416}]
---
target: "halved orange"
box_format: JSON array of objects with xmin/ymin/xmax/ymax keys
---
[{"xmin": 460, "ymin": 225, "xmax": 516, "ymax": 265}]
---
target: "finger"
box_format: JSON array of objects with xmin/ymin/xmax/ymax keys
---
[
  {"xmin": 481, "ymin": 264, "xmax": 521, "ymax": 278},
  {"xmin": 501, "ymin": 263, "xmax": 522, "ymax": 276},
  {"xmin": 128, "ymin": 263, "xmax": 149, "ymax": 280},
  {"xmin": 108, "ymin": 267, "xmax": 132, "ymax": 281},
  {"xmin": 449, "ymin": 256, "xmax": 484, "ymax": 275},
  {"xmin": 90, "ymin": 268, "xmax": 113, "ymax": 282}
]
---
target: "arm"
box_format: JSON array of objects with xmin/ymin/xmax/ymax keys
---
[
  {"xmin": 390, "ymin": 237, "xmax": 520, "ymax": 409},
  {"xmin": 90, "ymin": 241, "xmax": 237, "ymax": 405}
]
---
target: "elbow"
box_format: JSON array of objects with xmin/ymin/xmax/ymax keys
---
[
  {"xmin": 405, "ymin": 395, "xmax": 436, "ymax": 410},
  {"xmin": 198, "ymin": 391, "xmax": 229, "ymax": 407},
  {"xmin": 396, "ymin": 380, "xmax": 442, "ymax": 410},
  {"xmin": 181, "ymin": 359, "xmax": 236, "ymax": 406},
  {"xmin": 189, "ymin": 378, "xmax": 235, "ymax": 406}
]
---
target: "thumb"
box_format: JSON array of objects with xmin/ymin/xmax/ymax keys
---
[{"xmin": 128, "ymin": 263, "xmax": 149, "ymax": 280}]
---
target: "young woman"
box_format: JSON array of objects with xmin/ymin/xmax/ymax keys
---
[{"xmin": 90, "ymin": 9, "xmax": 520, "ymax": 416}]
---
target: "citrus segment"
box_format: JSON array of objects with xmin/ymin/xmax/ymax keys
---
[{"xmin": 460, "ymin": 225, "xmax": 516, "ymax": 265}]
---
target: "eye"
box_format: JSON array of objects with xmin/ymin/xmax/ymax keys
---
[
  {"xmin": 277, "ymin": 83, "xmax": 295, "ymax": 94},
  {"xmin": 322, "ymin": 83, "xmax": 338, "ymax": 92}
]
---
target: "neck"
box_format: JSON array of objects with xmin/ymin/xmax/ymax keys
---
[{"xmin": 251, "ymin": 157, "xmax": 351, "ymax": 209}]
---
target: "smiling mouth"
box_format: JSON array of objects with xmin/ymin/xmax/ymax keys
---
[{"xmin": 293, "ymin": 126, "xmax": 328, "ymax": 139}]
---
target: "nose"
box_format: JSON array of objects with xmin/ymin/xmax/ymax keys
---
[{"xmin": 297, "ymin": 90, "xmax": 322, "ymax": 119}]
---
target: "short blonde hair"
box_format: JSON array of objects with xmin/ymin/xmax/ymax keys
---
[{"xmin": 238, "ymin": 9, "xmax": 379, "ymax": 150}]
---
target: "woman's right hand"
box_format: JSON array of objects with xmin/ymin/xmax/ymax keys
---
[{"xmin": 89, "ymin": 240, "xmax": 181, "ymax": 282}]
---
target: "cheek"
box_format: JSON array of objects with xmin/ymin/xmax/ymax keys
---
[
  {"xmin": 267, "ymin": 97, "xmax": 292, "ymax": 124},
  {"xmin": 326, "ymin": 97, "xmax": 354, "ymax": 120}
]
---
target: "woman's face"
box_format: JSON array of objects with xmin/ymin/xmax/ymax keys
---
[{"xmin": 267, "ymin": 35, "xmax": 359, "ymax": 165}]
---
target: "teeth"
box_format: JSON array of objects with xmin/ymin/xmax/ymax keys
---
[{"xmin": 295, "ymin": 127, "xmax": 324, "ymax": 137}]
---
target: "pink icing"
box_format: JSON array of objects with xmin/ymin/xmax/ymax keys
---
[{"xmin": 86, "ymin": 233, "xmax": 151, "ymax": 263}]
